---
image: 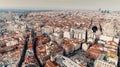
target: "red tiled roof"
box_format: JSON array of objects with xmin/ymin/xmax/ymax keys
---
[{"xmin": 45, "ymin": 60, "xmax": 59, "ymax": 67}]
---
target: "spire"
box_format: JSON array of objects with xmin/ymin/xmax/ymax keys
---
[
  {"xmin": 85, "ymin": 29, "xmax": 88, "ymax": 42},
  {"xmin": 99, "ymin": 22, "xmax": 103, "ymax": 34},
  {"xmin": 89, "ymin": 18, "xmax": 93, "ymax": 29}
]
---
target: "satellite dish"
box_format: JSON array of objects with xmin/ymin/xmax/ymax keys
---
[{"xmin": 92, "ymin": 26, "xmax": 98, "ymax": 33}]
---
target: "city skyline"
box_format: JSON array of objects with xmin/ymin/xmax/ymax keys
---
[
  {"xmin": 0, "ymin": 0, "xmax": 120, "ymax": 10},
  {"xmin": 0, "ymin": 1, "xmax": 120, "ymax": 67}
]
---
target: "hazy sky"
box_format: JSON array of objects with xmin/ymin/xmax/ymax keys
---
[{"xmin": 0, "ymin": 0, "xmax": 120, "ymax": 10}]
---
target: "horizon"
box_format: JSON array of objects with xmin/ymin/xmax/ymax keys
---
[{"xmin": 0, "ymin": 0, "xmax": 120, "ymax": 11}]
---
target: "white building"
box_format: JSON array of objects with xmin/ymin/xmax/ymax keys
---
[
  {"xmin": 70, "ymin": 28, "xmax": 86, "ymax": 40},
  {"xmin": 42, "ymin": 26, "xmax": 54, "ymax": 34},
  {"xmin": 6, "ymin": 40, "xmax": 18, "ymax": 46},
  {"xmin": 99, "ymin": 35, "xmax": 119, "ymax": 44},
  {"xmin": 55, "ymin": 55, "xmax": 81, "ymax": 67},
  {"xmin": 82, "ymin": 43, "xmax": 89, "ymax": 51},
  {"xmin": 63, "ymin": 31, "xmax": 71, "ymax": 39}
]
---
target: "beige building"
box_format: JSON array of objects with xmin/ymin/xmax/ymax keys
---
[
  {"xmin": 94, "ymin": 54, "xmax": 118, "ymax": 67},
  {"xmin": 102, "ymin": 22, "xmax": 116, "ymax": 37}
]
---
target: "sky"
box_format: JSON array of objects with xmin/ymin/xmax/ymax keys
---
[{"xmin": 0, "ymin": 0, "xmax": 120, "ymax": 10}]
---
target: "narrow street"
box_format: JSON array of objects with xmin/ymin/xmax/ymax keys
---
[{"xmin": 18, "ymin": 30, "xmax": 43, "ymax": 67}]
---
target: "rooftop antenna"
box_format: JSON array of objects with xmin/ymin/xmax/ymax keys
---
[
  {"xmin": 89, "ymin": 18, "xmax": 93, "ymax": 29},
  {"xmin": 112, "ymin": 24, "xmax": 116, "ymax": 41}
]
